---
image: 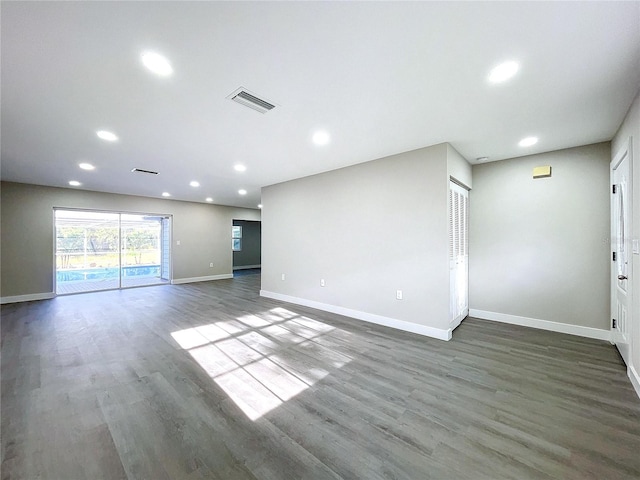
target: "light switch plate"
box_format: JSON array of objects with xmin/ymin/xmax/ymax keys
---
[{"xmin": 633, "ymin": 239, "xmax": 639, "ymax": 255}]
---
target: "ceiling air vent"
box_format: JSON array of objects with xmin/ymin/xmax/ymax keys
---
[
  {"xmin": 131, "ymin": 168, "xmax": 159, "ymax": 175},
  {"xmin": 227, "ymin": 87, "xmax": 276, "ymax": 114}
]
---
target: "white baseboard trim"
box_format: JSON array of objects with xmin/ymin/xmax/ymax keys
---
[
  {"xmin": 1, "ymin": 292, "xmax": 56, "ymax": 304},
  {"xmin": 260, "ymin": 290, "xmax": 452, "ymax": 341},
  {"xmin": 172, "ymin": 274, "xmax": 233, "ymax": 285},
  {"xmin": 469, "ymin": 309, "xmax": 611, "ymax": 341},
  {"xmin": 629, "ymin": 365, "xmax": 640, "ymax": 400},
  {"xmin": 233, "ymin": 264, "xmax": 261, "ymax": 271}
]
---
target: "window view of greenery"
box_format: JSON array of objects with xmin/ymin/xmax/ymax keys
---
[
  {"xmin": 55, "ymin": 211, "xmax": 161, "ymax": 270},
  {"xmin": 56, "ymin": 224, "xmax": 118, "ymax": 269},
  {"xmin": 122, "ymin": 226, "xmax": 161, "ymax": 266}
]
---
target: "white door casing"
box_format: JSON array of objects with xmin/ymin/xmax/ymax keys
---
[
  {"xmin": 449, "ymin": 180, "xmax": 469, "ymax": 328},
  {"xmin": 611, "ymin": 139, "xmax": 632, "ymax": 365}
]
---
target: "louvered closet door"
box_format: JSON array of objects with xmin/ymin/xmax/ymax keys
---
[{"xmin": 449, "ymin": 181, "xmax": 469, "ymax": 328}]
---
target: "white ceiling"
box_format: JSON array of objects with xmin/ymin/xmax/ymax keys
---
[{"xmin": 2, "ymin": 1, "xmax": 639, "ymax": 209}]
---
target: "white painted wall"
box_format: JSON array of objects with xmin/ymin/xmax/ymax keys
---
[
  {"xmin": 447, "ymin": 143, "xmax": 472, "ymax": 189},
  {"xmin": 469, "ymin": 143, "xmax": 611, "ymax": 339},
  {"xmin": 0, "ymin": 181, "xmax": 260, "ymax": 300},
  {"xmin": 261, "ymin": 143, "xmax": 462, "ymax": 340},
  {"xmin": 612, "ymin": 88, "xmax": 640, "ymax": 397}
]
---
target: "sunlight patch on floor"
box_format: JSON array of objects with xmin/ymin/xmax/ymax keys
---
[
  {"xmin": 171, "ymin": 328, "xmax": 213, "ymax": 349},
  {"xmin": 237, "ymin": 314, "xmax": 271, "ymax": 328},
  {"xmin": 171, "ymin": 307, "xmax": 351, "ymax": 421}
]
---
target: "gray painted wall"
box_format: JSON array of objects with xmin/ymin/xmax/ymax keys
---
[
  {"xmin": 232, "ymin": 220, "xmax": 261, "ymax": 268},
  {"xmin": 0, "ymin": 181, "xmax": 260, "ymax": 297},
  {"xmin": 262, "ymin": 143, "xmax": 463, "ymax": 335},
  {"xmin": 469, "ymin": 142, "xmax": 611, "ymax": 330},
  {"xmin": 612, "ymin": 88, "xmax": 640, "ymax": 383}
]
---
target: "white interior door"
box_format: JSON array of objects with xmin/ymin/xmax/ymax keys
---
[
  {"xmin": 611, "ymin": 141, "xmax": 632, "ymax": 365},
  {"xmin": 449, "ymin": 181, "xmax": 469, "ymax": 329}
]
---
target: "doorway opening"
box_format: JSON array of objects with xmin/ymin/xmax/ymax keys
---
[
  {"xmin": 232, "ymin": 220, "xmax": 261, "ymax": 277},
  {"xmin": 55, "ymin": 209, "xmax": 171, "ymax": 294}
]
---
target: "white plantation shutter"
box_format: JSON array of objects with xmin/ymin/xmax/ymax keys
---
[
  {"xmin": 449, "ymin": 187, "xmax": 468, "ymax": 258},
  {"xmin": 161, "ymin": 217, "xmax": 171, "ymax": 281},
  {"xmin": 462, "ymin": 193, "xmax": 468, "ymax": 256},
  {"xmin": 449, "ymin": 189, "xmax": 454, "ymax": 259},
  {"xmin": 449, "ymin": 190, "xmax": 458, "ymax": 258}
]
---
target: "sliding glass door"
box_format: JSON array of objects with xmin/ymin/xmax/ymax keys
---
[
  {"xmin": 55, "ymin": 209, "xmax": 171, "ymax": 294},
  {"xmin": 120, "ymin": 214, "xmax": 163, "ymax": 289}
]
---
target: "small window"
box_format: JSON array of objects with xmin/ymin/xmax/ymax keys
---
[{"xmin": 232, "ymin": 225, "xmax": 242, "ymax": 251}]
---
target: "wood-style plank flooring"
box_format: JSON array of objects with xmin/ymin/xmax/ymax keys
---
[{"xmin": 2, "ymin": 273, "xmax": 640, "ymax": 479}]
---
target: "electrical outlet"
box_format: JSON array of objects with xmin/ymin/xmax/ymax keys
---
[
  {"xmin": 321, "ymin": 279, "xmax": 325, "ymax": 287},
  {"xmin": 176, "ymin": 240, "xmax": 181, "ymax": 246},
  {"xmin": 209, "ymin": 263, "xmax": 214, "ymax": 268},
  {"xmin": 396, "ymin": 290, "xmax": 403, "ymax": 300},
  {"xmin": 281, "ymin": 273, "xmax": 285, "ymax": 281}
]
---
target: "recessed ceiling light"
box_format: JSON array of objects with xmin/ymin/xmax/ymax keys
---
[
  {"xmin": 96, "ymin": 130, "xmax": 118, "ymax": 142},
  {"xmin": 258, "ymin": 204, "xmax": 263, "ymax": 209},
  {"xmin": 162, "ymin": 192, "xmax": 171, "ymax": 197},
  {"xmin": 518, "ymin": 136, "xmax": 538, "ymax": 147},
  {"xmin": 78, "ymin": 162, "xmax": 95, "ymax": 170},
  {"xmin": 206, "ymin": 197, "xmax": 213, "ymax": 202},
  {"xmin": 238, "ymin": 189, "xmax": 247, "ymax": 195},
  {"xmin": 488, "ymin": 61, "xmax": 519, "ymax": 83},
  {"xmin": 190, "ymin": 181, "xmax": 200, "ymax": 187},
  {"xmin": 234, "ymin": 164, "xmax": 247, "ymax": 172},
  {"xmin": 68, "ymin": 180, "xmax": 81, "ymax": 186},
  {"xmin": 141, "ymin": 51, "xmax": 173, "ymax": 76},
  {"xmin": 312, "ymin": 130, "xmax": 331, "ymax": 146}
]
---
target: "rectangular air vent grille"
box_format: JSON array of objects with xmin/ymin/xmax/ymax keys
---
[
  {"xmin": 227, "ymin": 87, "xmax": 276, "ymax": 114},
  {"xmin": 131, "ymin": 168, "xmax": 159, "ymax": 175}
]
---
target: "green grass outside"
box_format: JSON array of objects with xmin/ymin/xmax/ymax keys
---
[{"xmin": 56, "ymin": 251, "xmax": 160, "ymax": 270}]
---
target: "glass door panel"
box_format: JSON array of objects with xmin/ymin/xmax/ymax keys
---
[
  {"xmin": 55, "ymin": 210, "xmax": 120, "ymax": 294},
  {"xmin": 121, "ymin": 214, "xmax": 164, "ymax": 289}
]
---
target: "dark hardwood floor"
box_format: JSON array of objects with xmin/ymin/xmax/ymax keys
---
[{"xmin": 2, "ymin": 273, "xmax": 640, "ymax": 479}]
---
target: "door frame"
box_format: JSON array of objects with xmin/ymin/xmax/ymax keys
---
[
  {"xmin": 449, "ymin": 179, "xmax": 470, "ymax": 329},
  {"xmin": 611, "ymin": 137, "xmax": 633, "ymax": 363},
  {"xmin": 53, "ymin": 207, "xmax": 173, "ymax": 295}
]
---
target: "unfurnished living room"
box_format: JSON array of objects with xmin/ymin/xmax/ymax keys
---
[{"xmin": 1, "ymin": 2, "xmax": 640, "ymax": 479}]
